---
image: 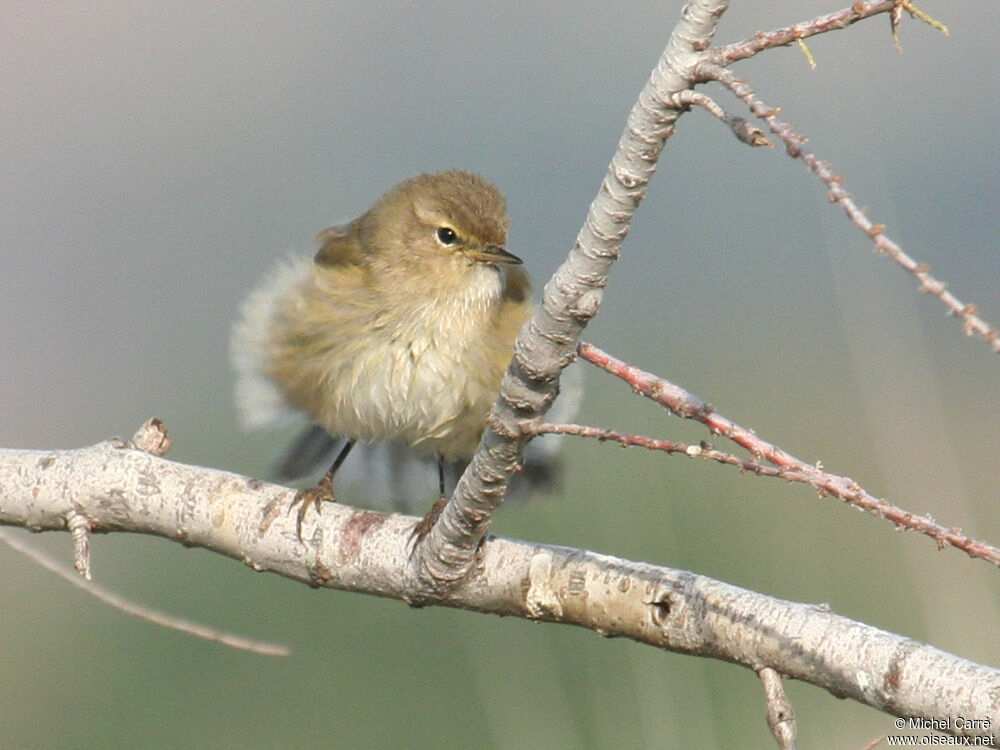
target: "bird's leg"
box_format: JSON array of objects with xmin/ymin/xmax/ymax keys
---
[
  {"xmin": 438, "ymin": 454, "xmax": 447, "ymax": 498},
  {"xmin": 291, "ymin": 440, "xmax": 354, "ymax": 539},
  {"xmin": 409, "ymin": 455, "xmax": 448, "ymax": 550}
]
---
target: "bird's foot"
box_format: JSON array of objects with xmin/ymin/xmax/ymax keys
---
[{"xmin": 291, "ymin": 474, "xmax": 335, "ymax": 539}]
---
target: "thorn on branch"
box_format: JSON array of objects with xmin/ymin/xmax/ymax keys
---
[
  {"xmin": 891, "ymin": 3, "xmax": 904, "ymax": 51},
  {"xmin": 901, "ymin": 1, "xmax": 949, "ymax": 35},
  {"xmin": 797, "ymin": 38, "xmax": 817, "ymax": 69},
  {"xmin": 891, "ymin": 1, "xmax": 949, "ymax": 51}
]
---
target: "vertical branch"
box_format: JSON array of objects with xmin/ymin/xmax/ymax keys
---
[
  {"xmin": 760, "ymin": 667, "xmax": 798, "ymax": 749},
  {"xmin": 414, "ymin": 0, "xmax": 733, "ymax": 587}
]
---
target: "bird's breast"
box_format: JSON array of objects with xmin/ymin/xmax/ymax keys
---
[{"xmin": 303, "ymin": 266, "xmax": 516, "ymax": 460}]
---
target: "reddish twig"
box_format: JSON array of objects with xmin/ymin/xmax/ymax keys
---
[
  {"xmin": 524, "ymin": 420, "xmax": 786, "ymax": 476},
  {"xmin": 694, "ymin": 65, "xmax": 999, "ymax": 353},
  {"xmin": 664, "ymin": 90, "xmax": 772, "ymax": 148},
  {"xmin": 527, "ymin": 419, "xmax": 911, "ymax": 493},
  {"xmin": 711, "ymin": 1, "xmax": 897, "ymax": 65},
  {"xmin": 711, "ymin": 1, "xmax": 947, "ymax": 65},
  {"xmin": 577, "ymin": 341, "xmax": 1000, "ymax": 567}
]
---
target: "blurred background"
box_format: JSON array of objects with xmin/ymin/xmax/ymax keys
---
[{"xmin": 2, "ymin": 2, "xmax": 997, "ymax": 747}]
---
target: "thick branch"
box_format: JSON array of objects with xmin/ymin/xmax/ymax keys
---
[
  {"xmin": 417, "ymin": 0, "xmax": 730, "ymax": 587},
  {"xmin": 1, "ymin": 439, "xmax": 997, "ymax": 741}
]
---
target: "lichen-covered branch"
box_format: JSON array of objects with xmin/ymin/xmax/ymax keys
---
[{"xmin": 0, "ymin": 437, "xmax": 997, "ymax": 740}]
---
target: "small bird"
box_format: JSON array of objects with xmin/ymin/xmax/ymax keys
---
[{"xmin": 231, "ymin": 171, "xmax": 533, "ymax": 539}]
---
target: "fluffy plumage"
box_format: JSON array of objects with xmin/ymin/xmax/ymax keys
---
[{"xmin": 231, "ymin": 171, "xmax": 532, "ymax": 465}]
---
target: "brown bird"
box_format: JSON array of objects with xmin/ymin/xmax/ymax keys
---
[{"xmin": 231, "ymin": 171, "xmax": 532, "ymax": 538}]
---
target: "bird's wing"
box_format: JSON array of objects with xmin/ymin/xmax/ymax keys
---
[
  {"xmin": 314, "ymin": 219, "xmax": 364, "ymax": 267},
  {"xmin": 503, "ymin": 263, "xmax": 531, "ymax": 304}
]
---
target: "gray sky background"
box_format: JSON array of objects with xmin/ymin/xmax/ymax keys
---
[{"xmin": 2, "ymin": 3, "xmax": 997, "ymax": 748}]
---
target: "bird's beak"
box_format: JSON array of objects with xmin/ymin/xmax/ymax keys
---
[{"xmin": 466, "ymin": 245, "xmax": 522, "ymax": 265}]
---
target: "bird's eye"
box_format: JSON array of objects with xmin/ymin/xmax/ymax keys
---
[{"xmin": 436, "ymin": 227, "xmax": 458, "ymax": 245}]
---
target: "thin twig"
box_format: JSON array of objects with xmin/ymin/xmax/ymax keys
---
[
  {"xmin": 578, "ymin": 341, "xmax": 1000, "ymax": 567},
  {"xmin": 0, "ymin": 528, "xmax": 290, "ymax": 656},
  {"xmin": 708, "ymin": 0, "xmax": 950, "ymax": 65},
  {"xmin": 697, "ymin": 65, "xmax": 999, "ymax": 354},
  {"xmin": 711, "ymin": 1, "xmax": 896, "ymax": 65},
  {"xmin": 893, "ymin": 2, "xmax": 949, "ymax": 50},
  {"xmin": 796, "ymin": 39, "xmax": 817, "ymax": 69},
  {"xmin": 665, "ymin": 90, "xmax": 772, "ymax": 147},
  {"xmin": 525, "ymin": 420, "xmax": 788, "ymax": 477}
]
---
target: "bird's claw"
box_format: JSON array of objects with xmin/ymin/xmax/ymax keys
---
[{"xmin": 291, "ymin": 475, "xmax": 335, "ymax": 539}]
